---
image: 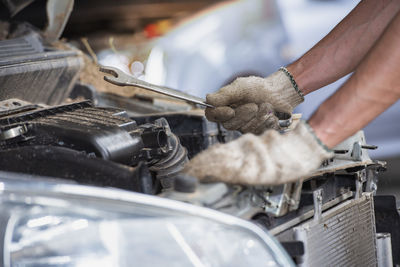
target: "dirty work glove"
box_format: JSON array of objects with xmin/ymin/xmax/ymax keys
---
[
  {"xmin": 205, "ymin": 67, "xmax": 304, "ymax": 134},
  {"xmin": 184, "ymin": 121, "xmax": 333, "ymax": 185}
]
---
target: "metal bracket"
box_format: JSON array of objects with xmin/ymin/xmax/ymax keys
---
[
  {"xmin": 264, "ymin": 180, "xmax": 303, "ymax": 217},
  {"xmin": 351, "ymin": 141, "xmax": 362, "ymax": 161},
  {"xmin": 355, "ymin": 169, "xmax": 367, "ymax": 199},
  {"xmin": 313, "ymin": 188, "xmax": 323, "ymax": 222}
]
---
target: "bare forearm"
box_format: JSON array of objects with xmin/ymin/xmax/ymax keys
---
[
  {"xmin": 287, "ymin": 0, "xmax": 400, "ymax": 95},
  {"xmin": 309, "ymin": 11, "xmax": 400, "ymax": 148}
]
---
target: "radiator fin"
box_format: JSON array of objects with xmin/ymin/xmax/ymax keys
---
[{"xmin": 294, "ymin": 193, "xmax": 376, "ymax": 267}]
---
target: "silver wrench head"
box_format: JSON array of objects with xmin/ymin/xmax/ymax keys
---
[
  {"xmin": 99, "ymin": 65, "xmax": 131, "ymax": 86},
  {"xmin": 99, "ymin": 65, "xmax": 214, "ymax": 108}
]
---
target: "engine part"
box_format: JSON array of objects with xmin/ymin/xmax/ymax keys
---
[
  {"xmin": 291, "ymin": 193, "xmax": 377, "ymax": 267},
  {"xmin": 0, "ymin": 100, "xmax": 187, "ymax": 192},
  {"xmin": 1, "ymin": 101, "xmax": 159, "ymax": 163},
  {"xmin": 0, "ymin": 31, "xmax": 43, "ymax": 57},
  {"xmin": 0, "ymin": 146, "xmax": 153, "ymax": 193},
  {"xmin": 376, "ymin": 233, "xmax": 393, "ymax": 267},
  {"xmin": 133, "ymin": 110, "xmax": 241, "ymax": 159},
  {"xmin": 148, "ymin": 120, "xmax": 188, "ymax": 188},
  {"xmin": 0, "ymin": 25, "xmax": 82, "ymax": 105},
  {"xmin": 45, "ymin": 0, "xmax": 74, "ymax": 43},
  {"xmin": 374, "ymin": 195, "xmax": 400, "ymax": 265},
  {"xmin": 173, "ymin": 174, "xmax": 198, "ymax": 193},
  {"xmin": 0, "ymin": 49, "xmax": 82, "ymax": 105},
  {"xmin": 280, "ymin": 241, "xmax": 304, "ymax": 258},
  {"xmin": 69, "ymin": 83, "xmax": 194, "ymax": 117}
]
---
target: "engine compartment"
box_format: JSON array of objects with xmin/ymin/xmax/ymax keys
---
[
  {"xmin": 0, "ymin": 94, "xmax": 394, "ymax": 265},
  {"xmin": 0, "ymin": 98, "xmax": 189, "ymax": 193},
  {"xmin": 1, "ymin": 10, "xmax": 399, "ymax": 267}
]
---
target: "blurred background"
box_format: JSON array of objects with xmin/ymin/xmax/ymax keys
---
[{"xmin": 4, "ymin": 0, "xmax": 399, "ymax": 198}]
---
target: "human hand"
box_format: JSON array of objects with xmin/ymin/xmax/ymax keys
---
[
  {"xmin": 184, "ymin": 120, "xmax": 332, "ymax": 185},
  {"xmin": 205, "ymin": 68, "xmax": 304, "ymax": 134}
]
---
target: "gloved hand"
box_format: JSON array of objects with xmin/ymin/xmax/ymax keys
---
[
  {"xmin": 184, "ymin": 121, "xmax": 333, "ymax": 185},
  {"xmin": 205, "ymin": 68, "xmax": 304, "ymax": 134}
]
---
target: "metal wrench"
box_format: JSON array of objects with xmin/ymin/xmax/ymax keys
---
[
  {"xmin": 99, "ymin": 66, "xmax": 214, "ymax": 108},
  {"xmin": 99, "ymin": 66, "xmax": 294, "ymax": 127}
]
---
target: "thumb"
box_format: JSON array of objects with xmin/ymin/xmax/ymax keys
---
[{"xmin": 205, "ymin": 106, "xmax": 235, "ymax": 122}]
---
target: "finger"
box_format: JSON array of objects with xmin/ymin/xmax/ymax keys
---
[
  {"xmin": 239, "ymin": 108, "xmax": 271, "ymax": 134},
  {"xmin": 222, "ymin": 103, "xmax": 258, "ymax": 130},
  {"xmin": 254, "ymin": 114, "xmax": 279, "ymax": 134},
  {"xmin": 240, "ymin": 103, "xmax": 279, "ymax": 134},
  {"xmin": 265, "ymin": 115, "xmax": 280, "ymax": 130},
  {"xmin": 239, "ymin": 116, "xmax": 261, "ymax": 134},
  {"xmin": 205, "ymin": 106, "xmax": 235, "ymax": 122}
]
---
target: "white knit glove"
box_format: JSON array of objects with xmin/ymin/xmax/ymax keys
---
[
  {"xmin": 205, "ymin": 68, "xmax": 304, "ymax": 134},
  {"xmin": 184, "ymin": 121, "xmax": 333, "ymax": 185}
]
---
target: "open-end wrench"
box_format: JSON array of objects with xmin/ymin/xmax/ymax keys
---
[
  {"xmin": 99, "ymin": 65, "xmax": 214, "ymax": 108},
  {"xmin": 99, "ymin": 66, "xmax": 294, "ymax": 127}
]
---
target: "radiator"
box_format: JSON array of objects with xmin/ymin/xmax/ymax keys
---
[{"xmin": 294, "ymin": 193, "xmax": 377, "ymax": 267}]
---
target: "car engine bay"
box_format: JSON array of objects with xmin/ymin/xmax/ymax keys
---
[{"xmin": 0, "ymin": 2, "xmax": 399, "ymax": 266}]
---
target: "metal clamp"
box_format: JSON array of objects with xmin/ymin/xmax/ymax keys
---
[{"xmin": 0, "ymin": 125, "xmax": 28, "ymax": 141}]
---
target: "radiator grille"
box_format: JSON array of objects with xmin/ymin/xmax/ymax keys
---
[{"xmin": 294, "ymin": 193, "xmax": 376, "ymax": 267}]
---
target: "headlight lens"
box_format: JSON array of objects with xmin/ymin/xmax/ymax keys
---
[{"xmin": 0, "ymin": 172, "xmax": 294, "ymax": 267}]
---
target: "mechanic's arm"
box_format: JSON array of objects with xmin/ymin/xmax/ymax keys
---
[
  {"xmin": 309, "ymin": 10, "xmax": 400, "ymax": 148},
  {"xmin": 185, "ymin": 11, "xmax": 400, "ymax": 186},
  {"xmin": 288, "ymin": 0, "xmax": 400, "ymax": 95},
  {"xmin": 205, "ymin": 0, "xmax": 400, "ymax": 134}
]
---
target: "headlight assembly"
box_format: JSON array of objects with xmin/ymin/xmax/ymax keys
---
[{"xmin": 0, "ymin": 171, "xmax": 294, "ymax": 267}]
